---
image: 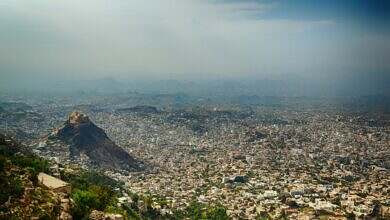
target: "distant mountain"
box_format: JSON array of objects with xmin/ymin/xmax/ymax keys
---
[
  {"xmin": 56, "ymin": 112, "xmax": 140, "ymax": 171},
  {"xmin": 0, "ymin": 102, "xmax": 33, "ymax": 112},
  {"xmin": 116, "ymin": 105, "xmax": 160, "ymax": 114}
]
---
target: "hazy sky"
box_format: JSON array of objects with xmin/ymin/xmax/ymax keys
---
[{"xmin": 1, "ymin": 0, "xmax": 389, "ymax": 80}]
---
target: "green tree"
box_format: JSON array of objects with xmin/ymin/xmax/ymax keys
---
[{"xmin": 71, "ymin": 189, "xmax": 99, "ymax": 219}]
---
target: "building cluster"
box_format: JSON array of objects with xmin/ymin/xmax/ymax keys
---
[
  {"xmin": 1, "ymin": 97, "xmax": 389, "ymax": 219},
  {"xmin": 95, "ymin": 108, "xmax": 389, "ymax": 219}
]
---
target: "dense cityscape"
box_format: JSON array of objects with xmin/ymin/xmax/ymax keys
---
[
  {"xmin": 1, "ymin": 1, "xmax": 389, "ymax": 219},
  {"xmin": 1, "ymin": 93, "xmax": 389, "ymax": 219}
]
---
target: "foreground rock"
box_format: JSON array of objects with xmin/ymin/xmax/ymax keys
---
[
  {"xmin": 38, "ymin": 172, "xmax": 71, "ymax": 194},
  {"xmin": 38, "ymin": 172, "xmax": 72, "ymax": 220},
  {"xmin": 0, "ymin": 135, "xmax": 72, "ymax": 219},
  {"xmin": 89, "ymin": 210, "xmax": 124, "ymax": 220}
]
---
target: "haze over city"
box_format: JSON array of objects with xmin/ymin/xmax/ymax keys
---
[
  {"xmin": 0, "ymin": 1, "xmax": 389, "ymax": 220},
  {"xmin": 1, "ymin": 0, "xmax": 389, "ymax": 94}
]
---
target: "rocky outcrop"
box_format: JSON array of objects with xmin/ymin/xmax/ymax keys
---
[
  {"xmin": 56, "ymin": 112, "xmax": 140, "ymax": 171},
  {"xmin": 60, "ymin": 198, "xmax": 72, "ymax": 220},
  {"xmin": 38, "ymin": 172, "xmax": 71, "ymax": 194},
  {"xmin": 89, "ymin": 210, "xmax": 124, "ymax": 220},
  {"xmin": 0, "ymin": 135, "xmax": 71, "ymax": 219}
]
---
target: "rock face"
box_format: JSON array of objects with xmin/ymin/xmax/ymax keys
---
[
  {"xmin": 89, "ymin": 210, "xmax": 124, "ymax": 220},
  {"xmin": 38, "ymin": 172, "xmax": 71, "ymax": 194},
  {"xmin": 57, "ymin": 112, "xmax": 139, "ymax": 171}
]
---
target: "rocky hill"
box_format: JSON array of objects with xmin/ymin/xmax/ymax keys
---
[{"xmin": 56, "ymin": 111, "xmax": 140, "ymax": 171}]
